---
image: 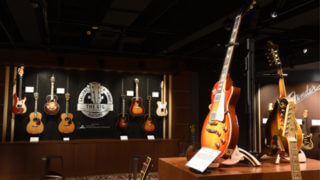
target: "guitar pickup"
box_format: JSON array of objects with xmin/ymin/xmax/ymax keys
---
[{"xmin": 208, "ymin": 121, "xmax": 218, "ymax": 125}]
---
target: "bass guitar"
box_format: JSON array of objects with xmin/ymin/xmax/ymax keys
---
[
  {"xmin": 130, "ymin": 78, "xmax": 144, "ymax": 116},
  {"xmin": 301, "ymin": 109, "xmax": 313, "ymax": 150},
  {"xmin": 58, "ymin": 93, "xmax": 75, "ymax": 134},
  {"xmin": 143, "ymin": 96, "xmax": 156, "ymax": 133},
  {"xmin": 44, "ymin": 75, "xmax": 60, "ymax": 115},
  {"xmin": 156, "ymin": 80, "xmax": 168, "ymax": 117},
  {"xmin": 12, "ymin": 66, "xmax": 27, "ymax": 115},
  {"xmin": 264, "ymin": 41, "xmax": 303, "ymax": 173},
  {"xmin": 26, "ymin": 92, "xmax": 44, "ymax": 134},
  {"xmin": 201, "ymin": 1, "xmax": 255, "ymax": 158}
]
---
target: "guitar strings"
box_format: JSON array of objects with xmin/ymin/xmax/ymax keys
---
[
  {"xmin": 36, "ymin": 73, "xmax": 39, "ymax": 93},
  {"xmin": 67, "ymin": 76, "xmax": 69, "ymax": 93}
]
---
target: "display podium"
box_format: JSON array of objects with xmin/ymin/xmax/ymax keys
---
[{"xmin": 158, "ymin": 157, "xmax": 320, "ymax": 180}]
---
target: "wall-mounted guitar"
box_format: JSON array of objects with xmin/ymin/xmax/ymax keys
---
[
  {"xmin": 27, "ymin": 75, "xmax": 44, "ymax": 134},
  {"xmin": 130, "ymin": 78, "xmax": 144, "ymax": 116},
  {"xmin": 156, "ymin": 81, "xmax": 168, "ymax": 117},
  {"xmin": 44, "ymin": 75, "xmax": 60, "ymax": 115},
  {"xmin": 143, "ymin": 96, "xmax": 156, "ymax": 133},
  {"xmin": 12, "ymin": 66, "xmax": 27, "ymax": 115},
  {"xmin": 117, "ymin": 80, "xmax": 129, "ymax": 131},
  {"xmin": 201, "ymin": 1, "xmax": 255, "ymax": 158},
  {"xmin": 58, "ymin": 92, "xmax": 75, "ymax": 134},
  {"xmin": 301, "ymin": 109, "xmax": 313, "ymax": 150}
]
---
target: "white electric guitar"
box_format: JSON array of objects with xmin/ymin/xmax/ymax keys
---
[{"xmin": 156, "ymin": 80, "xmax": 168, "ymax": 117}]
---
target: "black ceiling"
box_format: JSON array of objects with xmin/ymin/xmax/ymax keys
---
[{"xmin": 0, "ymin": 0, "xmax": 319, "ymax": 71}]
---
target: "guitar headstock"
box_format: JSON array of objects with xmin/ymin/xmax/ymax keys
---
[
  {"xmin": 50, "ymin": 75, "xmax": 55, "ymax": 83},
  {"xmin": 65, "ymin": 92, "xmax": 70, "ymax": 100},
  {"xmin": 34, "ymin": 92, "xmax": 39, "ymax": 100},
  {"xmin": 147, "ymin": 95, "xmax": 151, "ymax": 101},
  {"xmin": 283, "ymin": 101, "xmax": 298, "ymax": 138},
  {"xmin": 18, "ymin": 66, "xmax": 24, "ymax": 77},
  {"xmin": 303, "ymin": 109, "xmax": 308, "ymax": 119},
  {"xmin": 241, "ymin": 0, "xmax": 256, "ymax": 16},
  {"xmin": 134, "ymin": 78, "xmax": 139, "ymax": 84},
  {"xmin": 266, "ymin": 41, "xmax": 282, "ymax": 68}
]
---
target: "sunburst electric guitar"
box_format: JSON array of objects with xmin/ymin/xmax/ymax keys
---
[
  {"xmin": 44, "ymin": 75, "xmax": 60, "ymax": 115},
  {"xmin": 130, "ymin": 78, "xmax": 144, "ymax": 116},
  {"xmin": 26, "ymin": 92, "xmax": 44, "ymax": 134},
  {"xmin": 265, "ymin": 41, "xmax": 303, "ymax": 180},
  {"xmin": 301, "ymin": 109, "xmax": 313, "ymax": 150},
  {"xmin": 118, "ymin": 94, "xmax": 129, "ymax": 130},
  {"xmin": 58, "ymin": 93, "xmax": 75, "ymax": 134},
  {"xmin": 12, "ymin": 66, "xmax": 27, "ymax": 115},
  {"xmin": 201, "ymin": 1, "xmax": 255, "ymax": 158},
  {"xmin": 143, "ymin": 96, "xmax": 156, "ymax": 133}
]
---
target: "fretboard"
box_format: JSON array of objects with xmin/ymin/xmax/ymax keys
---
[
  {"xmin": 287, "ymin": 137, "xmax": 302, "ymax": 180},
  {"xmin": 50, "ymin": 82, "xmax": 54, "ymax": 100},
  {"xmin": 65, "ymin": 100, "xmax": 69, "ymax": 116},
  {"xmin": 19, "ymin": 76, "xmax": 23, "ymax": 99},
  {"xmin": 121, "ymin": 97, "xmax": 125, "ymax": 117},
  {"xmin": 135, "ymin": 82, "xmax": 139, "ymax": 99},
  {"xmin": 148, "ymin": 99, "xmax": 151, "ymax": 118}
]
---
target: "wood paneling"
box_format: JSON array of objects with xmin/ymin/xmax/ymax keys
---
[{"xmin": 0, "ymin": 139, "xmax": 179, "ymax": 178}]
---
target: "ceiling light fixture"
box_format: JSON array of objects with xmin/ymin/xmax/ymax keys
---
[
  {"xmin": 303, "ymin": 48, "xmax": 308, "ymax": 54},
  {"xmin": 91, "ymin": 26, "xmax": 99, "ymax": 30},
  {"xmin": 270, "ymin": 11, "xmax": 277, "ymax": 18}
]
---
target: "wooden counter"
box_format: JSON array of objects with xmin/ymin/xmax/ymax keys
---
[
  {"xmin": 0, "ymin": 139, "xmax": 180, "ymax": 179},
  {"xmin": 158, "ymin": 157, "xmax": 320, "ymax": 180}
]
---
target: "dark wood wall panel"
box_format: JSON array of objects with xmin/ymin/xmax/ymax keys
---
[{"xmin": 0, "ymin": 139, "xmax": 179, "ymax": 178}]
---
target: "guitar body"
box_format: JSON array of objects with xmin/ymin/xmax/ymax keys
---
[
  {"xmin": 12, "ymin": 93, "xmax": 27, "ymax": 114},
  {"xmin": 44, "ymin": 95, "xmax": 60, "ymax": 115},
  {"xmin": 265, "ymin": 98, "xmax": 303, "ymax": 153},
  {"xmin": 156, "ymin": 101, "xmax": 168, "ymax": 116},
  {"xmin": 302, "ymin": 134, "xmax": 313, "ymax": 150},
  {"xmin": 201, "ymin": 77, "xmax": 240, "ymax": 158},
  {"xmin": 118, "ymin": 114, "xmax": 129, "ymax": 129},
  {"xmin": 26, "ymin": 112, "xmax": 44, "ymax": 134},
  {"xmin": 58, "ymin": 113, "xmax": 75, "ymax": 134},
  {"xmin": 143, "ymin": 117, "xmax": 156, "ymax": 132},
  {"xmin": 130, "ymin": 97, "xmax": 144, "ymax": 116}
]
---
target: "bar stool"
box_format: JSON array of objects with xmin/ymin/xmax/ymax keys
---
[{"xmin": 41, "ymin": 155, "xmax": 64, "ymax": 179}]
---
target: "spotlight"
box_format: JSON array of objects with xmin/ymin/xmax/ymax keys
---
[
  {"xmin": 303, "ymin": 48, "xmax": 308, "ymax": 54},
  {"xmin": 91, "ymin": 26, "xmax": 99, "ymax": 30},
  {"xmin": 270, "ymin": 11, "xmax": 277, "ymax": 18},
  {"xmin": 86, "ymin": 30, "xmax": 92, "ymax": 36}
]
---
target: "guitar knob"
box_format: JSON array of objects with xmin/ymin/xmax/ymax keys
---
[
  {"xmin": 223, "ymin": 126, "xmax": 228, "ymax": 132},
  {"xmin": 220, "ymin": 138, "xmax": 226, "ymax": 145},
  {"xmin": 217, "ymin": 131, "xmax": 222, "ymax": 137},
  {"xmin": 216, "ymin": 143, "xmax": 220, "ymax": 149}
]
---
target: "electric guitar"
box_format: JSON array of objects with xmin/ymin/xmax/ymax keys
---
[
  {"xmin": 12, "ymin": 66, "xmax": 27, "ymax": 115},
  {"xmin": 58, "ymin": 93, "xmax": 75, "ymax": 134},
  {"xmin": 302, "ymin": 109, "xmax": 313, "ymax": 150},
  {"xmin": 44, "ymin": 75, "xmax": 60, "ymax": 115},
  {"xmin": 130, "ymin": 78, "xmax": 144, "ymax": 116},
  {"xmin": 140, "ymin": 156, "xmax": 152, "ymax": 180},
  {"xmin": 118, "ymin": 94, "xmax": 129, "ymax": 130},
  {"xmin": 264, "ymin": 41, "xmax": 303, "ymax": 158},
  {"xmin": 143, "ymin": 96, "xmax": 156, "ymax": 133},
  {"xmin": 26, "ymin": 92, "xmax": 44, "ymax": 134},
  {"xmin": 201, "ymin": 1, "xmax": 255, "ymax": 158},
  {"xmin": 156, "ymin": 81, "xmax": 168, "ymax": 117}
]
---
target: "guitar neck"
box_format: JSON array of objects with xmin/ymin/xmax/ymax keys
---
[
  {"xmin": 303, "ymin": 116, "xmax": 308, "ymax": 134},
  {"xmin": 160, "ymin": 84, "xmax": 164, "ymax": 103},
  {"xmin": 278, "ymin": 68, "xmax": 287, "ymax": 97},
  {"xmin": 135, "ymin": 82, "xmax": 139, "ymax": 99},
  {"xmin": 34, "ymin": 99, "xmax": 38, "ymax": 115},
  {"xmin": 19, "ymin": 76, "xmax": 23, "ymax": 99},
  {"xmin": 287, "ymin": 138, "xmax": 302, "ymax": 180},
  {"xmin": 50, "ymin": 82, "xmax": 55, "ymax": 99},
  {"xmin": 163, "ymin": 74, "xmax": 167, "ymax": 102},
  {"xmin": 121, "ymin": 97, "xmax": 125, "ymax": 117},
  {"xmin": 140, "ymin": 157, "xmax": 152, "ymax": 180},
  {"xmin": 148, "ymin": 99, "xmax": 151, "ymax": 118},
  {"xmin": 65, "ymin": 99, "xmax": 69, "ymax": 115}
]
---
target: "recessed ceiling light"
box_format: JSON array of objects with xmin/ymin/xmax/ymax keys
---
[
  {"xmin": 92, "ymin": 26, "xmax": 99, "ymax": 30},
  {"xmin": 303, "ymin": 48, "xmax": 308, "ymax": 54},
  {"xmin": 270, "ymin": 11, "xmax": 277, "ymax": 18}
]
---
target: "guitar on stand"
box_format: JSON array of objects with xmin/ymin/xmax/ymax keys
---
[
  {"xmin": 58, "ymin": 92, "xmax": 75, "ymax": 134},
  {"xmin": 301, "ymin": 109, "xmax": 313, "ymax": 150},
  {"xmin": 156, "ymin": 81, "xmax": 168, "ymax": 117},
  {"xmin": 117, "ymin": 80, "xmax": 129, "ymax": 131},
  {"xmin": 143, "ymin": 96, "xmax": 156, "ymax": 133},
  {"xmin": 26, "ymin": 75, "xmax": 44, "ymax": 134},
  {"xmin": 12, "ymin": 66, "xmax": 27, "ymax": 115},
  {"xmin": 130, "ymin": 78, "xmax": 144, "ymax": 116},
  {"xmin": 264, "ymin": 41, "xmax": 303, "ymax": 171},
  {"xmin": 201, "ymin": 1, "xmax": 256, "ymax": 159},
  {"xmin": 44, "ymin": 75, "xmax": 60, "ymax": 115}
]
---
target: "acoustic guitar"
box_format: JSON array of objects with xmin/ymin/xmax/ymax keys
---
[
  {"xmin": 12, "ymin": 66, "xmax": 27, "ymax": 115},
  {"xmin": 201, "ymin": 1, "xmax": 255, "ymax": 158},
  {"xmin": 58, "ymin": 93, "xmax": 75, "ymax": 134},
  {"xmin": 44, "ymin": 75, "xmax": 60, "ymax": 115},
  {"xmin": 143, "ymin": 96, "xmax": 156, "ymax": 133},
  {"xmin": 156, "ymin": 81, "xmax": 168, "ymax": 117},
  {"xmin": 26, "ymin": 92, "xmax": 44, "ymax": 134},
  {"xmin": 130, "ymin": 78, "xmax": 144, "ymax": 116},
  {"xmin": 301, "ymin": 109, "xmax": 313, "ymax": 150}
]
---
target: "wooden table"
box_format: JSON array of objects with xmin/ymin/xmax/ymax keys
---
[{"xmin": 158, "ymin": 157, "xmax": 320, "ymax": 180}]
